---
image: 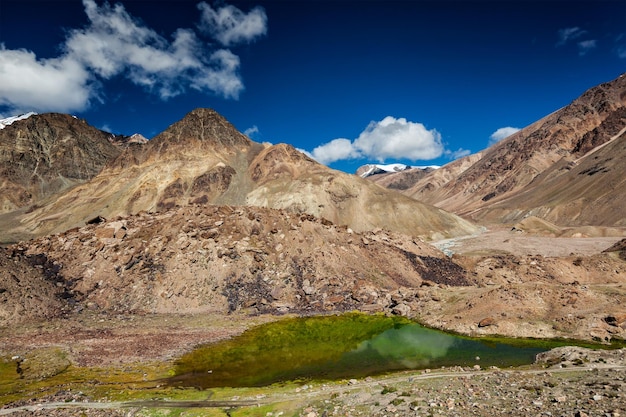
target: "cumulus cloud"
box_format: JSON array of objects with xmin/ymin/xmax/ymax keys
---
[
  {"xmin": 0, "ymin": 0, "xmax": 265, "ymax": 115},
  {"xmin": 556, "ymin": 27, "xmax": 586, "ymax": 46},
  {"xmin": 311, "ymin": 138, "xmax": 361, "ymax": 164},
  {"xmin": 0, "ymin": 48, "xmax": 93, "ymax": 114},
  {"xmin": 197, "ymin": 2, "xmax": 267, "ymax": 46},
  {"xmin": 355, "ymin": 117, "xmax": 444, "ymax": 161},
  {"xmin": 489, "ymin": 126, "xmax": 520, "ymax": 145},
  {"xmin": 309, "ymin": 116, "xmax": 444, "ymax": 165},
  {"xmin": 577, "ymin": 39, "xmax": 597, "ymax": 56}
]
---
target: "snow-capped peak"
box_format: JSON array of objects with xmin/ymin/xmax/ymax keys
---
[
  {"xmin": 358, "ymin": 163, "xmax": 440, "ymax": 178},
  {"xmin": 0, "ymin": 112, "xmax": 37, "ymax": 130},
  {"xmin": 128, "ymin": 133, "xmax": 148, "ymax": 143},
  {"xmin": 359, "ymin": 163, "xmax": 409, "ymax": 178}
]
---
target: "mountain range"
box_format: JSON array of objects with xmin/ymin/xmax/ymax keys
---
[
  {"xmin": 6, "ymin": 73, "xmax": 624, "ymax": 243},
  {"xmin": 0, "ymin": 73, "xmax": 625, "ymax": 345},
  {"xmin": 0, "ymin": 109, "xmax": 477, "ymax": 244},
  {"xmin": 362, "ymin": 73, "xmax": 626, "ymax": 227}
]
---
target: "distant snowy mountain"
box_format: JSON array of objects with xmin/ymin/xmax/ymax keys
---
[
  {"xmin": 0, "ymin": 112, "xmax": 37, "ymax": 129},
  {"xmin": 357, "ymin": 163, "xmax": 440, "ymax": 178},
  {"xmin": 128, "ymin": 133, "xmax": 148, "ymax": 143}
]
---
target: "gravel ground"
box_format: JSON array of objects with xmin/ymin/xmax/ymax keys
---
[
  {"xmin": 2, "ymin": 348, "xmax": 625, "ymax": 417},
  {"xmin": 298, "ymin": 366, "xmax": 625, "ymax": 417}
]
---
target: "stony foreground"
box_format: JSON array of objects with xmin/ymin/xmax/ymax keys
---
[{"xmin": 1, "ymin": 358, "xmax": 625, "ymax": 417}]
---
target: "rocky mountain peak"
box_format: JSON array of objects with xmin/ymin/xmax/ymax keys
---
[
  {"xmin": 0, "ymin": 112, "xmax": 124, "ymax": 213},
  {"xmin": 146, "ymin": 108, "xmax": 252, "ymax": 158}
]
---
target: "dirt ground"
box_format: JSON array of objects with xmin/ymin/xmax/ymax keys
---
[
  {"xmin": 433, "ymin": 225, "xmax": 626, "ymax": 257},
  {"xmin": 0, "ymin": 312, "xmax": 276, "ymax": 367}
]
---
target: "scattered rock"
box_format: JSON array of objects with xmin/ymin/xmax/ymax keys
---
[
  {"xmin": 391, "ymin": 303, "xmax": 411, "ymax": 317},
  {"xmin": 478, "ymin": 317, "xmax": 496, "ymax": 328}
]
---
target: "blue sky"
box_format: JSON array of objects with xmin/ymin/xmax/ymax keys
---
[{"xmin": 1, "ymin": 0, "xmax": 625, "ymax": 174}]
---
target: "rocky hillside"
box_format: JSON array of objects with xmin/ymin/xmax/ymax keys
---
[
  {"xmin": 0, "ymin": 113, "xmax": 127, "ymax": 214},
  {"xmin": 0, "ymin": 109, "xmax": 478, "ymax": 242},
  {"xmin": 0, "ymin": 246, "xmax": 66, "ymax": 325},
  {"xmin": 3, "ymin": 204, "xmax": 625, "ymax": 342},
  {"xmin": 1, "ymin": 204, "xmax": 470, "ymax": 325},
  {"xmin": 367, "ymin": 74, "xmax": 626, "ymax": 226}
]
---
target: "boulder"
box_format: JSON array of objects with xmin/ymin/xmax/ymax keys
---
[
  {"xmin": 478, "ymin": 317, "xmax": 496, "ymax": 328},
  {"xmin": 392, "ymin": 303, "xmax": 411, "ymax": 317}
]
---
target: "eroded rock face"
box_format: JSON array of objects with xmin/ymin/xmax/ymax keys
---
[
  {"xmin": 3, "ymin": 203, "xmax": 625, "ymax": 343},
  {"xmin": 536, "ymin": 346, "xmax": 626, "ymax": 368},
  {"xmin": 0, "ymin": 113, "xmax": 128, "ymax": 213},
  {"xmin": 418, "ymin": 250, "xmax": 626, "ymax": 342}
]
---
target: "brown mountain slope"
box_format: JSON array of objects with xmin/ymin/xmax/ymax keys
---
[
  {"xmin": 245, "ymin": 144, "xmax": 477, "ymax": 238},
  {"xmin": 1, "ymin": 109, "xmax": 478, "ymax": 242},
  {"xmin": 475, "ymin": 129, "xmax": 626, "ymax": 225},
  {"xmin": 0, "ymin": 113, "xmax": 124, "ymax": 213},
  {"xmin": 3, "ymin": 205, "xmax": 469, "ymax": 324},
  {"xmin": 404, "ymin": 73, "xmax": 626, "ymax": 226}
]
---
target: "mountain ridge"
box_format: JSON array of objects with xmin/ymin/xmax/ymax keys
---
[
  {"xmin": 0, "ymin": 113, "xmax": 129, "ymax": 214},
  {"xmin": 363, "ymin": 73, "xmax": 626, "ymax": 227},
  {"xmin": 0, "ymin": 109, "xmax": 478, "ymax": 243}
]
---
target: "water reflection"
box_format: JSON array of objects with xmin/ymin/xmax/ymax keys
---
[
  {"xmin": 333, "ymin": 323, "xmax": 545, "ymax": 377},
  {"xmin": 170, "ymin": 315, "xmax": 552, "ymax": 389},
  {"xmin": 346, "ymin": 325, "xmax": 458, "ymax": 369}
]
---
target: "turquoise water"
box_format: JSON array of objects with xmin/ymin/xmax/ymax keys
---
[{"xmin": 169, "ymin": 314, "xmax": 592, "ymax": 388}]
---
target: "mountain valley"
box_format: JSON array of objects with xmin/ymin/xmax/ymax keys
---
[{"xmin": 1, "ymin": 74, "xmax": 625, "ymax": 416}]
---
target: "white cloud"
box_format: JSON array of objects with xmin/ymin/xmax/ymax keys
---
[
  {"xmin": 244, "ymin": 125, "xmax": 259, "ymax": 137},
  {"xmin": 309, "ymin": 116, "xmax": 444, "ymax": 165},
  {"xmin": 311, "ymin": 138, "xmax": 361, "ymax": 164},
  {"xmin": 197, "ymin": 2, "xmax": 267, "ymax": 46},
  {"xmin": 354, "ymin": 117, "xmax": 444, "ymax": 161},
  {"xmin": 0, "ymin": 0, "xmax": 262, "ymax": 115},
  {"xmin": 556, "ymin": 27, "xmax": 597, "ymax": 57},
  {"xmin": 66, "ymin": 0, "xmax": 245, "ymax": 100},
  {"xmin": 489, "ymin": 126, "xmax": 520, "ymax": 145},
  {"xmin": 0, "ymin": 47, "xmax": 93, "ymax": 113},
  {"xmin": 577, "ymin": 39, "xmax": 597, "ymax": 56},
  {"xmin": 446, "ymin": 148, "xmax": 472, "ymax": 159},
  {"xmin": 189, "ymin": 49, "xmax": 243, "ymax": 99},
  {"xmin": 557, "ymin": 27, "xmax": 586, "ymax": 46}
]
